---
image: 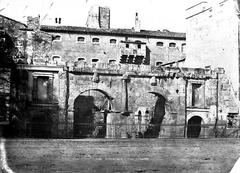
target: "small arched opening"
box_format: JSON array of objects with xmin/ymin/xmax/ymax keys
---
[
  {"xmin": 187, "ymin": 116, "xmax": 203, "ymax": 138},
  {"xmin": 73, "ymin": 89, "xmax": 113, "ymax": 138}
]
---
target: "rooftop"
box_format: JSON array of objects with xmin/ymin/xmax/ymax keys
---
[{"xmin": 39, "ymin": 25, "xmax": 186, "ymax": 40}]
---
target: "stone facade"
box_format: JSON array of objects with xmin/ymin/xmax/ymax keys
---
[{"xmin": 0, "ymin": 8, "xmax": 238, "ymax": 138}]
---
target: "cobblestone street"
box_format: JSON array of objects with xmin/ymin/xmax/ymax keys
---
[{"xmin": 1, "ymin": 138, "xmax": 240, "ymax": 173}]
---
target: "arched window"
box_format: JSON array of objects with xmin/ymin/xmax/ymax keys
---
[
  {"xmin": 92, "ymin": 38, "xmax": 100, "ymax": 43},
  {"xmin": 169, "ymin": 42, "xmax": 176, "ymax": 48},
  {"xmin": 77, "ymin": 37, "xmax": 85, "ymax": 43},
  {"xmin": 156, "ymin": 42, "xmax": 164, "ymax": 47},
  {"xmin": 110, "ymin": 39, "xmax": 117, "ymax": 44}
]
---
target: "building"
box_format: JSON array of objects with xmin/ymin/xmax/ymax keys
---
[
  {"xmin": 185, "ymin": 0, "xmax": 240, "ymax": 100},
  {"xmin": 0, "ymin": 6, "xmax": 238, "ymax": 138}
]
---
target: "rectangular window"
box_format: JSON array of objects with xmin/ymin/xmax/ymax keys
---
[
  {"xmin": 192, "ymin": 83, "xmax": 204, "ymax": 107},
  {"xmin": 33, "ymin": 75, "xmax": 53, "ymax": 103},
  {"xmin": 37, "ymin": 77, "xmax": 49, "ymax": 102}
]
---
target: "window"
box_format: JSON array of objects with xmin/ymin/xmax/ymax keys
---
[
  {"xmin": 192, "ymin": 83, "xmax": 204, "ymax": 107},
  {"xmin": 37, "ymin": 77, "xmax": 49, "ymax": 103},
  {"xmin": 135, "ymin": 40, "xmax": 141, "ymax": 49},
  {"xmin": 156, "ymin": 42, "xmax": 164, "ymax": 47},
  {"xmin": 169, "ymin": 42, "xmax": 176, "ymax": 48},
  {"xmin": 77, "ymin": 37, "xmax": 85, "ymax": 43},
  {"xmin": 110, "ymin": 39, "xmax": 117, "ymax": 44},
  {"xmin": 126, "ymin": 43, "xmax": 129, "ymax": 48},
  {"xmin": 181, "ymin": 43, "xmax": 186, "ymax": 53},
  {"xmin": 32, "ymin": 73, "xmax": 54, "ymax": 104},
  {"xmin": 92, "ymin": 59, "xmax": 99, "ymax": 63},
  {"xmin": 155, "ymin": 61, "xmax": 163, "ymax": 66},
  {"xmin": 92, "ymin": 38, "xmax": 100, "ymax": 43},
  {"xmin": 52, "ymin": 35, "xmax": 61, "ymax": 41},
  {"xmin": 78, "ymin": 58, "xmax": 85, "ymax": 62},
  {"xmin": 109, "ymin": 59, "xmax": 116, "ymax": 64},
  {"xmin": 52, "ymin": 55, "xmax": 61, "ymax": 65}
]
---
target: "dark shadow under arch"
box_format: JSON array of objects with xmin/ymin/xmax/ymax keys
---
[
  {"xmin": 187, "ymin": 116, "xmax": 202, "ymax": 138},
  {"xmin": 74, "ymin": 89, "xmax": 113, "ymax": 138},
  {"xmin": 144, "ymin": 92, "xmax": 166, "ymax": 138}
]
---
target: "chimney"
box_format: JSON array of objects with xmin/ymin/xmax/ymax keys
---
[
  {"xmin": 55, "ymin": 17, "xmax": 62, "ymax": 24},
  {"xmin": 99, "ymin": 7, "xmax": 110, "ymax": 29},
  {"xmin": 86, "ymin": 5, "xmax": 100, "ymax": 28},
  {"xmin": 135, "ymin": 12, "xmax": 141, "ymax": 32}
]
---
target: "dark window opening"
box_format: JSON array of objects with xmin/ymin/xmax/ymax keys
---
[
  {"xmin": 92, "ymin": 38, "xmax": 100, "ymax": 43},
  {"xmin": 92, "ymin": 59, "xmax": 99, "ymax": 63},
  {"xmin": 110, "ymin": 39, "xmax": 117, "ymax": 44},
  {"xmin": 137, "ymin": 44, "xmax": 141, "ymax": 49},
  {"xmin": 169, "ymin": 42, "xmax": 176, "ymax": 48},
  {"xmin": 126, "ymin": 43, "xmax": 129, "ymax": 48},
  {"xmin": 77, "ymin": 37, "xmax": 85, "ymax": 42},
  {"xmin": 78, "ymin": 58, "xmax": 85, "ymax": 62},
  {"xmin": 156, "ymin": 42, "xmax": 164, "ymax": 46}
]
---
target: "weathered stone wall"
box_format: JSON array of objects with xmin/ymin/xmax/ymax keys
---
[
  {"xmin": 185, "ymin": 0, "xmax": 240, "ymax": 96},
  {"xmin": 48, "ymin": 32, "xmax": 185, "ymax": 66}
]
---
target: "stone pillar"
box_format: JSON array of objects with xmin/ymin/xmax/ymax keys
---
[{"xmin": 106, "ymin": 113, "xmax": 115, "ymax": 138}]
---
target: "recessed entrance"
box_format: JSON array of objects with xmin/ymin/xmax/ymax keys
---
[
  {"xmin": 187, "ymin": 116, "xmax": 202, "ymax": 138},
  {"xmin": 73, "ymin": 89, "xmax": 112, "ymax": 138}
]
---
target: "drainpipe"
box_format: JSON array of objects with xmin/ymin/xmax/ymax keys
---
[
  {"xmin": 214, "ymin": 72, "xmax": 219, "ymax": 137},
  {"xmin": 184, "ymin": 79, "xmax": 188, "ymax": 138},
  {"xmin": 65, "ymin": 63, "xmax": 69, "ymax": 137},
  {"xmin": 121, "ymin": 73, "xmax": 131, "ymax": 116}
]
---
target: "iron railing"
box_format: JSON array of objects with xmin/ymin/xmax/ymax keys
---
[{"xmin": 4, "ymin": 121, "xmax": 240, "ymax": 139}]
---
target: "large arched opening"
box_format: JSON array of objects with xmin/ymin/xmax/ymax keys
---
[
  {"xmin": 187, "ymin": 116, "xmax": 203, "ymax": 138},
  {"xmin": 136, "ymin": 92, "xmax": 166, "ymax": 138},
  {"xmin": 73, "ymin": 89, "xmax": 113, "ymax": 138}
]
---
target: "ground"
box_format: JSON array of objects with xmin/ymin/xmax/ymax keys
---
[{"xmin": 2, "ymin": 138, "xmax": 240, "ymax": 173}]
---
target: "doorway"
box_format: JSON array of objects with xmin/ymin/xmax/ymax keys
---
[{"xmin": 187, "ymin": 116, "xmax": 202, "ymax": 138}]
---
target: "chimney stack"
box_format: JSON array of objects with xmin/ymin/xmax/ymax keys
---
[
  {"xmin": 99, "ymin": 7, "xmax": 110, "ymax": 29},
  {"xmin": 86, "ymin": 6, "xmax": 110, "ymax": 29},
  {"xmin": 135, "ymin": 12, "xmax": 141, "ymax": 32}
]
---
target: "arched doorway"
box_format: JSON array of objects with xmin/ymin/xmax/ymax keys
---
[
  {"xmin": 73, "ymin": 89, "xmax": 113, "ymax": 138},
  {"xmin": 143, "ymin": 92, "xmax": 166, "ymax": 138},
  {"xmin": 187, "ymin": 116, "xmax": 202, "ymax": 138}
]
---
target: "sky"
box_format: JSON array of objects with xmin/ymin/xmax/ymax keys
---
[{"xmin": 0, "ymin": 0, "xmax": 201, "ymax": 32}]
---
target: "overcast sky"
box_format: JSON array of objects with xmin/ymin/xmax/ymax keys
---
[{"xmin": 0, "ymin": 0, "xmax": 201, "ymax": 32}]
